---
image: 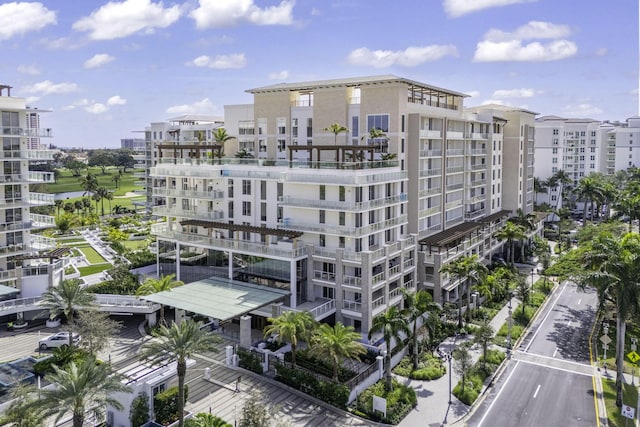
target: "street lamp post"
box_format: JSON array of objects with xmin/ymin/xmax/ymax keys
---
[
  {"xmin": 603, "ymin": 322, "xmax": 609, "ymax": 373},
  {"xmin": 445, "ymin": 351, "xmax": 453, "ymax": 405},
  {"xmin": 531, "ymin": 268, "xmax": 535, "ymax": 289},
  {"xmin": 506, "ymin": 293, "xmax": 513, "ymax": 359}
]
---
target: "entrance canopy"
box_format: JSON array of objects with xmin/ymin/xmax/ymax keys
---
[{"xmin": 139, "ymin": 277, "xmax": 290, "ymax": 321}]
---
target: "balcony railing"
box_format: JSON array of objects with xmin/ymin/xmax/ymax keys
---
[
  {"xmin": 153, "ymin": 188, "xmax": 225, "ymax": 200},
  {"xmin": 446, "ymin": 149, "xmax": 465, "ymax": 156},
  {"xmin": 372, "ymin": 296, "xmax": 386, "ymax": 310},
  {"xmin": 470, "ymin": 133, "xmax": 488, "ymax": 140},
  {"xmin": 342, "ymin": 300, "xmax": 362, "ymax": 312},
  {"xmin": 343, "ymin": 275, "xmax": 362, "ymax": 287},
  {"xmin": 314, "ymin": 270, "xmax": 336, "ymax": 282},
  {"xmin": 470, "ymin": 164, "xmax": 487, "ymax": 171},
  {"xmin": 419, "ymin": 130, "xmax": 442, "ymax": 139},
  {"xmin": 446, "ymin": 183, "xmax": 464, "ymax": 191},
  {"xmin": 28, "ymin": 171, "xmax": 54, "ymax": 183},
  {"xmin": 447, "ymin": 131, "xmax": 464, "ymax": 139},
  {"xmin": 446, "ymin": 166, "xmax": 465, "ymax": 174},
  {"xmin": 278, "ymin": 193, "xmax": 406, "ymax": 211},
  {"xmin": 153, "ymin": 206, "xmax": 224, "ymax": 221},
  {"xmin": 420, "ymin": 150, "xmax": 442, "ymax": 157},
  {"xmin": 420, "ymin": 169, "xmax": 442, "ymax": 177},
  {"xmin": 30, "ymin": 213, "xmax": 56, "ymax": 228},
  {"xmin": 419, "ymin": 206, "xmax": 441, "ymax": 217},
  {"xmin": 30, "ymin": 234, "xmax": 56, "ymax": 250},
  {"xmin": 29, "ymin": 192, "xmax": 54, "ymax": 205},
  {"xmin": 419, "ymin": 187, "xmax": 441, "ymax": 197},
  {"xmin": 468, "ymin": 149, "xmax": 487, "ymax": 155},
  {"xmin": 372, "ymin": 271, "xmax": 386, "ymax": 285},
  {"xmin": 280, "ymin": 215, "xmax": 407, "ymax": 237},
  {"xmin": 389, "ymin": 287, "xmax": 403, "ymax": 300}
]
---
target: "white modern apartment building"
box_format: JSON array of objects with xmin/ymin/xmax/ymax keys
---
[
  {"xmin": 148, "ymin": 76, "xmax": 538, "ymax": 338},
  {"xmin": 0, "ymin": 84, "xmax": 62, "ymax": 303},
  {"xmin": 534, "ymin": 115, "xmax": 640, "ymax": 207}
]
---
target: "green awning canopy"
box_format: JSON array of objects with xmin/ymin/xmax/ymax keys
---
[{"xmin": 139, "ymin": 277, "xmax": 290, "ymax": 321}]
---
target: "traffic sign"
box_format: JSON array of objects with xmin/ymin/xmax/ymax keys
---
[
  {"xmin": 600, "ymin": 335, "xmax": 612, "ymax": 345},
  {"xmin": 621, "ymin": 404, "xmax": 635, "ymax": 419},
  {"xmin": 628, "ymin": 351, "xmax": 640, "ymax": 364}
]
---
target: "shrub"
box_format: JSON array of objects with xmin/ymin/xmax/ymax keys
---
[
  {"xmin": 154, "ymin": 385, "xmax": 189, "ymax": 425},
  {"xmin": 393, "ymin": 353, "xmax": 445, "ymax": 380},
  {"xmin": 130, "ymin": 392, "xmax": 150, "ymax": 427},
  {"xmin": 237, "ymin": 349, "xmax": 263, "ymax": 374},
  {"xmin": 354, "ymin": 379, "xmax": 417, "ymax": 424},
  {"xmin": 274, "ymin": 363, "xmax": 350, "ymax": 408},
  {"xmin": 453, "ymin": 349, "xmax": 505, "ymax": 405},
  {"xmin": 283, "ymin": 348, "xmax": 357, "ymax": 382},
  {"xmin": 34, "ymin": 347, "xmax": 90, "ymax": 376}
]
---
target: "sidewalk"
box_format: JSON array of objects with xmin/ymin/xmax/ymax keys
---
[{"xmin": 399, "ymin": 266, "xmax": 541, "ymax": 427}]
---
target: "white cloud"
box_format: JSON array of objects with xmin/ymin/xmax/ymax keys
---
[
  {"xmin": 22, "ymin": 80, "xmax": 78, "ymax": 95},
  {"xmin": 107, "ymin": 95, "xmax": 127, "ymax": 105},
  {"xmin": 187, "ymin": 54, "xmax": 247, "ymax": 69},
  {"xmin": 84, "ymin": 53, "xmax": 115, "ymax": 69},
  {"xmin": 465, "ymin": 90, "xmax": 480, "ymax": 98},
  {"xmin": 347, "ymin": 45, "xmax": 458, "ymax": 68},
  {"xmin": 73, "ymin": 0, "xmax": 181, "ymax": 40},
  {"xmin": 86, "ymin": 103, "xmax": 108, "ymax": 114},
  {"xmin": 38, "ymin": 36, "xmax": 84, "ymax": 50},
  {"xmin": 269, "ymin": 70, "xmax": 289, "ymax": 80},
  {"xmin": 0, "ymin": 2, "xmax": 56, "ymax": 40},
  {"xmin": 474, "ymin": 39, "xmax": 577, "ymax": 62},
  {"xmin": 443, "ymin": 0, "xmax": 535, "ymax": 18},
  {"xmin": 166, "ymin": 98, "xmax": 217, "ymax": 115},
  {"xmin": 484, "ymin": 21, "xmax": 570, "ymax": 42},
  {"xmin": 492, "ymin": 88, "xmax": 538, "ymax": 98},
  {"xmin": 25, "ymin": 96, "xmax": 40, "ymax": 104},
  {"xmin": 562, "ymin": 103, "xmax": 603, "ymax": 117},
  {"xmin": 595, "ymin": 47, "xmax": 608, "ymax": 56},
  {"xmin": 190, "ymin": 0, "xmax": 295, "ymax": 28},
  {"xmin": 17, "ymin": 65, "xmax": 41, "ymax": 75},
  {"xmin": 481, "ymin": 99, "xmax": 511, "ymax": 106}
]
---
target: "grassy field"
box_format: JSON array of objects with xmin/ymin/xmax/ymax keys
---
[
  {"xmin": 78, "ymin": 264, "xmax": 111, "ymax": 277},
  {"xmin": 78, "ymin": 246, "xmax": 107, "ymax": 264},
  {"xmin": 46, "ymin": 166, "xmax": 138, "ymax": 196},
  {"xmin": 122, "ymin": 240, "xmax": 149, "ymax": 250},
  {"xmin": 602, "ymin": 379, "xmax": 638, "ymax": 427}
]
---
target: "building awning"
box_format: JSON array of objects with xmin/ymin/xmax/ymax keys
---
[
  {"xmin": 139, "ymin": 277, "xmax": 290, "ymax": 321},
  {"xmin": 419, "ymin": 222, "xmax": 481, "ymax": 247}
]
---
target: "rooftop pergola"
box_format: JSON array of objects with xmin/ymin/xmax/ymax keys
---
[
  {"xmin": 14, "ymin": 247, "xmax": 70, "ymax": 262},
  {"xmin": 287, "ymin": 144, "xmax": 378, "ymax": 164}
]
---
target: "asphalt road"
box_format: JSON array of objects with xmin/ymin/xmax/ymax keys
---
[{"xmin": 467, "ymin": 281, "xmax": 599, "ymax": 427}]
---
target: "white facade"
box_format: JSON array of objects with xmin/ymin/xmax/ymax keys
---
[{"xmin": 0, "ymin": 84, "xmax": 62, "ymax": 301}]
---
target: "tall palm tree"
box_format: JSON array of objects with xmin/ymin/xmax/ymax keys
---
[
  {"xmin": 402, "ymin": 289, "xmax": 440, "ymax": 369},
  {"xmin": 92, "ymin": 192, "xmax": 101, "ymax": 215},
  {"xmin": 582, "ymin": 232, "xmax": 640, "ymax": 407},
  {"xmin": 440, "ymin": 254, "xmax": 488, "ymax": 326},
  {"xmin": 263, "ymin": 310, "xmax": 315, "ymax": 366},
  {"xmin": 139, "ymin": 320, "xmax": 221, "ymax": 427},
  {"xmin": 111, "ymin": 173, "xmax": 121, "ymax": 189},
  {"xmin": 574, "ymin": 174, "xmax": 604, "ymax": 226},
  {"xmin": 309, "ymin": 322, "xmax": 365, "ymax": 381},
  {"xmin": 323, "ymin": 123, "xmax": 349, "ymax": 145},
  {"xmin": 362, "ymin": 128, "xmax": 389, "ymax": 153},
  {"xmin": 104, "ymin": 191, "xmax": 114, "ymax": 215},
  {"xmin": 40, "ymin": 278, "xmax": 96, "ymax": 349},
  {"xmin": 213, "ymin": 128, "xmax": 235, "ymax": 156},
  {"xmin": 37, "ymin": 357, "xmax": 131, "ymax": 427},
  {"xmin": 510, "ymin": 208, "xmax": 536, "ymax": 262},
  {"xmin": 551, "ymin": 169, "xmax": 573, "ymax": 208},
  {"xmin": 368, "ymin": 305, "xmax": 410, "ymax": 390},
  {"xmin": 185, "ymin": 413, "xmax": 231, "ymax": 427},
  {"xmin": 54, "ymin": 199, "xmax": 63, "ymax": 217},
  {"xmin": 136, "ymin": 274, "xmax": 184, "ymax": 326},
  {"xmin": 78, "ymin": 172, "xmax": 99, "ymax": 197},
  {"xmin": 494, "ymin": 222, "xmax": 526, "ymax": 265},
  {"xmin": 473, "ymin": 320, "xmax": 495, "ymax": 370}
]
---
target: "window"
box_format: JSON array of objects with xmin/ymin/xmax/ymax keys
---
[
  {"xmin": 339, "ymin": 186, "xmax": 346, "ymax": 202},
  {"xmin": 260, "ymin": 181, "xmax": 267, "ymax": 200},
  {"xmin": 552, "ymin": 148, "xmax": 558, "ymax": 154},
  {"xmin": 322, "ymin": 286, "xmax": 334, "ymax": 299},
  {"xmin": 319, "ymin": 234, "xmax": 326, "ymax": 247},
  {"xmin": 242, "ymin": 180, "xmax": 251, "ymax": 195},
  {"xmin": 590, "ymin": 155, "xmax": 595, "ymax": 161},
  {"xmin": 228, "ymin": 201, "xmax": 234, "ymax": 217},
  {"xmin": 292, "ymin": 118, "xmax": 298, "ymax": 137},
  {"xmin": 261, "ymin": 203, "xmax": 267, "ymax": 221},
  {"xmin": 590, "ymin": 163, "xmax": 595, "ymax": 169},
  {"xmin": 339, "ymin": 212, "xmax": 345, "ymax": 226},
  {"xmin": 552, "ymin": 158, "xmax": 558, "ymax": 164},
  {"xmin": 319, "ymin": 185, "xmax": 326, "ymax": 200},
  {"xmin": 152, "ymin": 383, "xmax": 166, "ymax": 396},
  {"xmin": 307, "ymin": 118, "xmax": 313, "ymax": 138},
  {"xmin": 351, "ymin": 116, "xmax": 359, "ymax": 138},
  {"xmin": 339, "ymin": 236, "xmax": 345, "ymax": 248},
  {"xmin": 366, "ymin": 114, "xmax": 389, "ymax": 132},
  {"xmin": 278, "ymin": 126, "xmax": 286, "ymax": 135},
  {"xmin": 228, "ymin": 179, "xmax": 234, "ymax": 197},
  {"xmin": 242, "ymin": 201, "xmax": 251, "ymax": 216},
  {"xmin": 552, "ymin": 138, "xmax": 559, "ymax": 145},
  {"xmin": 277, "ymin": 139, "xmax": 286, "ymax": 152},
  {"xmin": 319, "ymin": 210, "xmax": 326, "ymax": 224}
]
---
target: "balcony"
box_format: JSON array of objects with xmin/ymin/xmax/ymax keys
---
[
  {"xmin": 469, "ymin": 179, "xmax": 484, "ymax": 187},
  {"xmin": 445, "ymin": 200, "xmax": 463, "ymax": 210},
  {"xmin": 471, "ymin": 133, "xmax": 488, "ymax": 140},
  {"xmin": 153, "ymin": 188, "xmax": 225, "ymax": 200},
  {"xmin": 389, "ymin": 287, "xmax": 403, "ymax": 300},
  {"xmin": 152, "ymin": 223, "xmax": 307, "ymax": 258},
  {"xmin": 30, "ymin": 213, "xmax": 56, "ymax": 228},
  {"xmin": 447, "ymin": 131, "xmax": 464, "ymax": 139},
  {"xmin": 133, "ymin": 172, "xmax": 147, "ymax": 178},
  {"xmin": 29, "ymin": 192, "xmax": 54, "ymax": 206},
  {"xmin": 0, "ymin": 269, "xmax": 18, "ymax": 282},
  {"xmin": 0, "ymin": 243, "xmax": 27, "ymax": 257},
  {"xmin": 420, "ymin": 130, "xmax": 442, "ymax": 139},
  {"xmin": 342, "ymin": 300, "xmax": 362, "ymax": 312},
  {"xmin": 278, "ymin": 193, "xmax": 406, "ymax": 211},
  {"xmin": 420, "ymin": 149, "xmax": 442, "ymax": 157},
  {"xmin": 420, "ymin": 168, "xmax": 442, "ymax": 177},
  {"xmin": 470, "ymin": 164, "xmax": 487, "ymax": 171},
  {"xmin": 419, "ymin": 206, "xmax": 441, "ymax": 217},
  {"xmin": 468, "ymin": 149, "xmax": 487, "ymax": 155},
  {"xmin": 153, "ymin": 206, "xmax": 224, "ymax": 221},
  {"xmin": 343, "ymin": 275, "xmax": 362, "ymax": 288},
  {"xmin": 30, "ymin": 234, "xmax": 56, "ymax": 251},
  {"xmin": 446, "ymin": 166, "xmax": 465, "ymax": 174},
  {"xmin": 446, "ymin": 183, "xmax": 464, "ymax": 191},
  {"xmin": 314, "ymin": 270, "xmax": 336, "ymax": 283},
  {"xmin": 280, "ymin": 215, "xmax": 407, "ymax": 237},
  {"xmin": 372, "ymin": 296, "xmax": 386, "ymax": 312},
  {"xmin": 26, "ymin": 150, "xmax": 59, "ymax": 161},
  {"xmin": 419, "ymin": 187, "xmax": 441, "ymax": 197},
  {"xmin": 28, "ymin": 171, "xmax": 54, "ymax": 183},
  {"xmin": 465, "ymin": 208, "xmax": 486, "ymax": 220},
  {"xmin": 446, "ymin": 149, "xmax": 465, "ymax": 156}
]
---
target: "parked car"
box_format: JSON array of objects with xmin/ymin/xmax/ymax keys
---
[{"xmin": 39, "ymin": 332, "xmax": 80, "ymax": 350}]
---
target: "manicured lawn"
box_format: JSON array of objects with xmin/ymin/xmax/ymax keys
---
[
  {"xmin": 46, "ymin": 166, "xmax": 137, "ymax": 197},
  {"xmin": 78, "ymin": 246, "xmax": 107, "ymax": 264},
  {"xmin": 78, "ymin": 264, "xmax": 111, "ymax": 277},
  {"xmin": 602, "ymin": 379, "xmax": 638, "ymax": 427},
  {"xmin": 57, "ymin": 237, "xmax": 86, "ymax": 245},
  {"xmin": 122, "ymin": 240, "xmax": 149, "ymax": 250}
]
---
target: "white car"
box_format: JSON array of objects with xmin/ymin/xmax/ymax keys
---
[{"xmin": 39, "ymin": 332, "xmax": 80, "ymax": 350}]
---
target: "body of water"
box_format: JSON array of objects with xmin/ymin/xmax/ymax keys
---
[{"xmin": 53, "ymin": 191, "xmax": 89, "ymax": 200}]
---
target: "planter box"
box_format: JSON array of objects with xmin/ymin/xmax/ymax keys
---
[
  {"xmin": 12, "ymin": 322, "xmax": 28, "ymax": 330},
  {"xmin": 46, "ymin": 318, "xmax": 61, "ymax": 328}
]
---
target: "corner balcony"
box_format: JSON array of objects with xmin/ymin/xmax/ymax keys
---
[
  {"xmin": 279, "ymin": 299, "xmax": 336, "ymax": 322},
  {"xmin": 28, "ymin": 171, "xmax": 54, "ymax": 183},
  {"xmin": 29, "ymin": 192, "xmax": 55, "ymax": 206},
  {"xmin": 152, "ymin": 223, "xmax": 307, "ymax": 259},
  {"xmin": 465, "ymin": 208, "xmax": 486, "ymax": 220},
  {"xmin": 30, "ymin": 234, "xmax": 56, "ymax": 251},
  {"xmin": 0, "ymin": 269, "xmax": 18, "ymax": 283},
  {"xmin": 30, "ymin": 213, "xmax": 56, "ymax": 229}
]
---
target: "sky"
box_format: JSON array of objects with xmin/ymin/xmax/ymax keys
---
[{"xmin": 1, "ymin": 0, "xmax": 638, "ymax": 149}]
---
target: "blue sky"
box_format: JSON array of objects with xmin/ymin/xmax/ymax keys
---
[{"xmin": 1, "ymin": 0, "xmax": 637, "ymax": 148}]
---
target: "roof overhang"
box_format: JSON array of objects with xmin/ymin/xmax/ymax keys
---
[{"xmin": 139, "ymin": 277, "xmax": 290, "ymax": 321}]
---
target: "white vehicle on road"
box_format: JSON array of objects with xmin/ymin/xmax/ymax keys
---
[{"xmin": 39, "ymin": 332, "xmax": 80, "ymax": 350}]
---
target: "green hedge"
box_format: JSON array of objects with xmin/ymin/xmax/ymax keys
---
[
  {"xmin": 452, "ymin": 349, "xmax": 505, "ymax": 405},
  {"xmin": 237, "ymin": 348, "xmax": 263, "ymax": 374},
  {"xmin": 284, "ymin": 348, "xmax": 357, "ymax": 382},
  {"xmin": 393, "ymin": 353, "xmax": 445, "ymax": 380},
  {"xmin": 354, "ymin": 379, "xmax": 417, "ymax": 425},
  {"xmin": 275, "ymin": 363, "xmax": 350, "ymax": 408},
  {"xmin": 154, "ymin": 385, "xmax": 189, "ymax": 425}
]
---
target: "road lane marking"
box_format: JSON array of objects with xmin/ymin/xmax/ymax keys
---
[
  {"xmin": 514, "ymin": 350, "xmax": 592, "ymax": 368},
  {"xmin": 553, "ymin": 347, "xmax": 558, "ymax": 357},
  {"xmin": 477, "ymin": 361, "xmax": 521, "ymax": 427},
  {"xmin": 524, "ymin": 281, "xmax": 569, "ymax": 352},
  {"xmin": 515, "ymin": 357, "xmax": 593, "ymax": 376},
  {"xmin": 578, "ymin": 298, "xmax": 582, "ymax": 305},
  {"xmin": 567, "ymin": 320, "xmax": 572, "ymax": 327},
  {"xmin": 533, "ymin": 384, "xmax": 541, "ymax": 399}
]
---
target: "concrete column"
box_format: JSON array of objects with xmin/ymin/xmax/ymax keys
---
[
  {"xmin": 376, "ymin": 355, "xmax": 385, "ymax": 380},
  {"xmin": 289, "ymin": 259, "xmax": 297, "ymax": 307},
  {"xmin": 239, "ymin": 315, "xmax": 252, "ymax": 349},
  {"xmin": 228, "ymin": 250, "xmax": 233, "ymax": 279},
  {"xmin": 225, "ymin": 345, "xmax": 234, "ymax": 366},
  {"xmin": 334, "ymin": 249, "xmax": 345, "ymax": 324},
  {"xmin": 175, "ymin": 308, "xmax": 185, "ymax": 326},
  {"xmin": 176, "ymin": 242, "xmax": 181, "ymax": 280},
  {"xmin": 146, "ymin": 312, "xmax": 157, "ymax": 327}
]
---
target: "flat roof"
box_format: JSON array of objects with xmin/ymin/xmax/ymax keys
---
[
  {"xmin": 0, "ymin": 284, "xmax": 19, "ymax": 297},
  {"xmin": 139, "ymin": 277, "xmax": 289, "ymax": 321},
  {"xmin": 478, "ymin": 210, "xmax": 511, "ymax": 223},
  {"xmin": 419, "ymin": 222, "xmax": 482, "ymax": 247}
]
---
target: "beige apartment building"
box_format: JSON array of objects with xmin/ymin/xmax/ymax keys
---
[{"xmin": 148, "ymin": 76, "xmax": 539, "ymax": 341}]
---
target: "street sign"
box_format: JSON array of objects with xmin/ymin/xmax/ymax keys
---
[
  {"xmin": 621, "ymin": 404, "xmax": 635, "ymax": 419},
  {"xmin": 600, "ymin": 335, "xmax": 612, "ymax": 345},
  {"xmin": 628, "ymin": 351, "xmax": 640, "ymax": 364}
]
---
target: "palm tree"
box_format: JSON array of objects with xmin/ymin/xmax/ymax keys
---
[
  {"xmin": 402, "ymin": 288, "xmax": 440, "ymax": 370},
  {"xmin": 440, "ymin": 254, "xmax": 488, "ymax": 326},
  {"xmin": 136, "ymin": 274, "xmax": 184, "ymax": 326},
  {"xmin": 574, "ymin": 174, "xmax": 604, "ymax": 226},
  {"xmin": 362, "ymin": 128, "xmax": 389, "ymax": 153},
  {"xmin": 139, "ymin": 320, "xmax": 221, "ymax": 427},
  {"xmin": 186, "ymin": 413, "xmax": 231, "ymax": 427},
  {"xmin": 92, "ymin": 192, "xmax": 101, "ymax": 214},
  {"xmin": 323, "ymin": 123, "xmax": 349, "ymax": 145},
  {"xmin": 37, "ymin": 357, "xmax": 131, "ymax": 427},
  {"xmin": 582, "ymin": 232, "xmax": 640, "ymax": 407},
  {"xmin": 514, "ymin": 276, "xmax": 530, "ymax": 316},
  {"xmin": 510, "ymin": 208, "xmax": 536, "ymax": 262},
  {"xmin": 494, "ymin": 222, "xmax": 526, "ymax": 265},
  {"xmin": 551, "ymin": 169, "xmax": 573, "ymax": 208},
  {"xmin": 78, "ymin": 172, "xmax": 99, "ymax": 197},
  {"xmin": 263, "ymin": 310, "xmax": 315, "ymax": 366},
  {"xmin": 554, "ymin": 207, "xmax": 571, "ymax": 252},
  {"xmin": 369, "ymin": 306, "xmax": 410, "ymax": 390},
  {"xmin": 40, "ymin": 278, "xmax": 96, "ymax": 349},
  {"xmin": 533, "ymin": 177, "xmax": 548, "ymax": 195},
  {"xmin": 309, "ymin": 322, "xmax": 365, "ymax": 381},
  {"xmin": 54, "ymin": 199, "xmax": 63, "ymax": 217},
  {"xmin": 0, "ymin": 382, "xmax": 47, "ymax": 427},
  {"xmin": 112, "ymin": 173, "xmax": 121, "ymax": 189},
  {"xmin": 213, "ymin": 128, "xmax": 235, "ymax": 156}
]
